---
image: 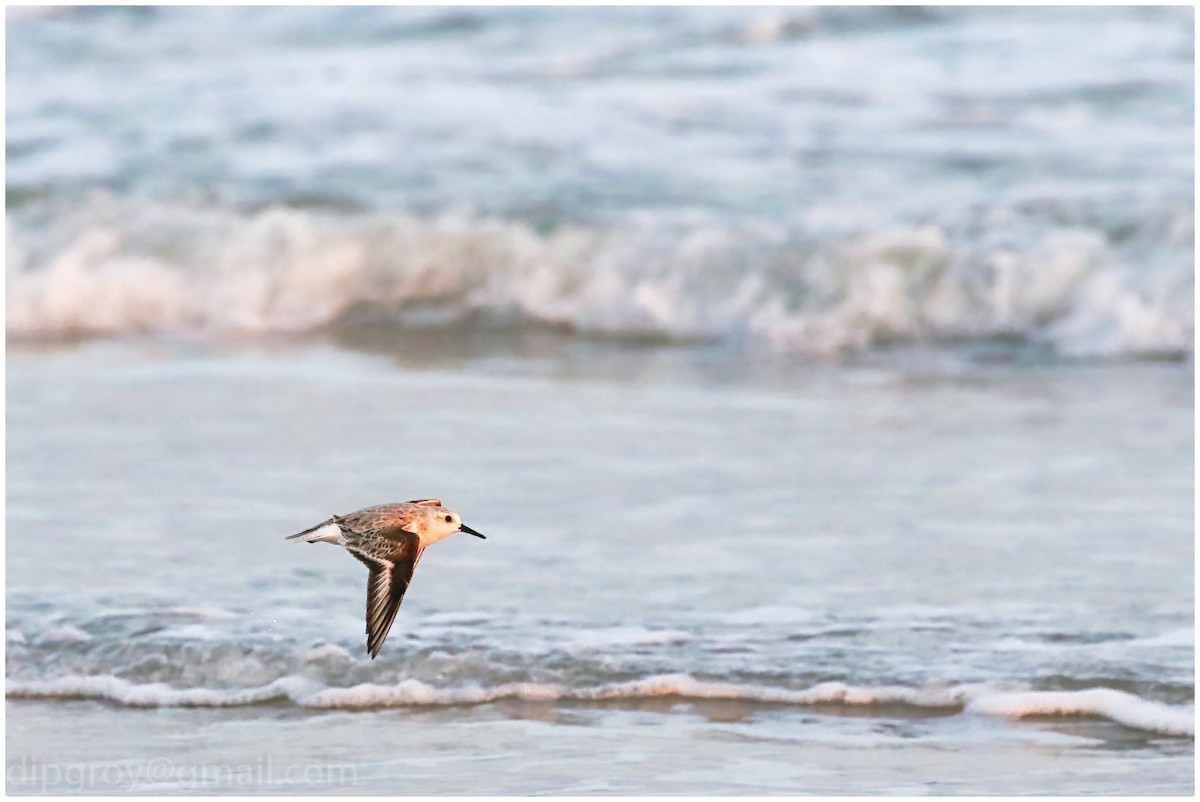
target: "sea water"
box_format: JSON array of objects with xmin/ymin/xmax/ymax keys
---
[
  {"xmin": 6, "ymin": 6, "xmax": 1194, "ymax": 795},
  {"xmin": 7, "ymin": 6, "xmax": 1192, "ymax": 358},
  {"xmin": 6, "ymin": 344, "xmax": 1193, "ymax": 794}
]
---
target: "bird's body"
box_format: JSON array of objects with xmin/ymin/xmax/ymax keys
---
[{"xmin": 286, "ymin": 499, "xmax": 484, "ymax": 658}]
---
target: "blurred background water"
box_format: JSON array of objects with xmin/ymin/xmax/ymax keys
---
[{"xmin": 6, "ymin": 6, "xmax": 1194, "ymax": 795}]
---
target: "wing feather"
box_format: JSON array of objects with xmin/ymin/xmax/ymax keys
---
[{"xmin": 346, "ymin": 531, "xmax": 423, "ymax": 659}]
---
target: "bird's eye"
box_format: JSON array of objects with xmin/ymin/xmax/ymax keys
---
[{"xmin": 444, "ymin": 515, "xmax": 453, "ymax": 523}]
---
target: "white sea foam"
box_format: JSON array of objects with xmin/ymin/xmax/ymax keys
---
[
  {"xmin": 6, "ymin": 674, "xmax": 322, "ymax": 708},
  {"xmin": 6, "ymin": 200, "xmax": 1192, "ymax": 360},
  {"xmin": 157, "ymin": 624, "xmax": 224, "ymax": 642},
  {"xmin": 300, "ymin": 644, "xmax": 354, "ymax": 663},
  {"xmin": 1126, "ymin": 628, "xmax": 1195, "ymax": 649},
  {"xmin": 158, "ymin": 605, "xmax": 240, "ymax": 621},
  {"xmin": 36, "ymin": 625, "xmax": 92, "ymax": 645},
  {"xmin": 966, "ymin": 689, "xmax": 1195, "ymax": 738},
  {"xmin": 7, "ymin": 673, "xmax": 1191, "ymax": 737}
]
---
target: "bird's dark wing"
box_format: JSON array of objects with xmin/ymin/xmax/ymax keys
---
[{"xmin": 345, "ymin": 529, "xmax": 424, "ymax": 659}]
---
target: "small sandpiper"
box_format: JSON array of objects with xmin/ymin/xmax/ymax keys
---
[{"xmin": 287, "ymin": 499, "xmax": 485, "ymax": 658}]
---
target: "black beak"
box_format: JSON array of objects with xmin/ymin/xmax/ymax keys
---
[{"xmin": 458, "ymin": 523, "xmax": 486, "ymax": 539}]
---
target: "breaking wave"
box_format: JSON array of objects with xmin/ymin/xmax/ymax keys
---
[
  {"xmin": 7, "ymin": 672, "xmax": 1192, "ymax": 737},
  {"xmin": 6, "ymin": 197, "xmax": 1192, "ymax": 360},
  {"xmin": 8, "ymin": 604, "xmax": 1194, "ymax": 739}
]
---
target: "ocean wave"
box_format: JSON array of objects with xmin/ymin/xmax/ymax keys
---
[
  {"xmin": 966, "ymin": 688, "xmax": 1195, "ymax": 738},
  {"xmin": 7, "ymin": 672, "xmax": 1192, "ymax": 736},
  {"xmin": 6, "ymin": 197, "xmax": 1192, "ymax": 360}
]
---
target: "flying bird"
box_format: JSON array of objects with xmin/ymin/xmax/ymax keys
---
[{"xmin": 286, "ymin": 499, "xmax": 485, "ymax": 658}]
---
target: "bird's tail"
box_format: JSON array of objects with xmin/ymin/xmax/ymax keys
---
[{"xmin": 285, "ymin": 517, "xmax": 344, "ymax": 544}]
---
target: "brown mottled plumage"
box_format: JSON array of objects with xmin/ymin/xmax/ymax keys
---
[{"xmin": 286, "ymin": 499, "xmax": 485, "ymax": 658}]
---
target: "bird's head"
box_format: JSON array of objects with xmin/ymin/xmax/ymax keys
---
[{"xmin": 427, "ymin": 507, "xmax": 486, "ymax": 543}]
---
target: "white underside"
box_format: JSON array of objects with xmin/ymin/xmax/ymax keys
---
[{"xmin": 301, "ymin": 522, "xmax": 344, "ymax": 545}]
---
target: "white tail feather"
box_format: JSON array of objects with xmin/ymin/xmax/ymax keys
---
[{"xmin": 293, "ymin": 522, "xmax": 344, "ymax": 545}]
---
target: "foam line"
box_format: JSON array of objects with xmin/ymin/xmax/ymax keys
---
[
  {"xmin": 965, "ymin": 688, "xmax": 1195, "ymax": 738},
  {"xmin": 7, "ymin": 205, "xmax": 1192, "ymax": 359},
  {"xmin": 7, "ymin": 674, "xmax": 1192, "ymax": 737}
]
